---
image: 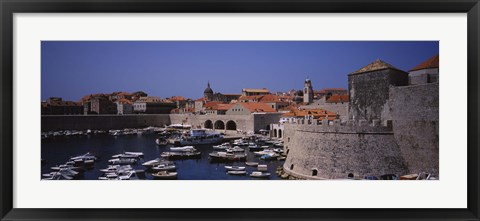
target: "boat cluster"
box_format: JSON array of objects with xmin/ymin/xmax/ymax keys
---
[
  {"xmin": 208, "ymin": 136, "xmax": 286, "ymax": 162},
  {"xmin": 224, "ymin": 163, "xmax": 271, "ymax": 178},
  {"xmin": 42, "ymin": 126, "xmax": 167, "ymax": 139},
  {"xmin": 42, "ymin": 152, "xmax": 99, "ymax": 180}
]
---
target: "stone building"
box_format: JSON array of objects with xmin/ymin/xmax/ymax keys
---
[
  {"xmin": 408, "ymin": 54, "xmax": 439, "ymax": 85},
  {"xmin": 115, "ymin": 99, "xmax": 133, "ymax": 115},
  {"xmin": 241, "ymin": 88, "xmax": 270, "ymax": 96},
  {"xmin": 41, "ymin": 97, "xmax": 83, "ymax": 115},
  {"xmin": 83, "ymin": 95, "xmax": 117, "ymax": 115},
  {"xmin": 133, "ymin": 96, "xmax": 176, "ymax": 114},
  {"xmin": 348, "ymin": 59, "xmax": 409, "ymax": 122},
  {"xmin": 303, "ymin": 78, "xmax": 314, "ymax": 104},
  {"xmin": 203, "ymin": 82, "xmax": 241, "ymax": 103}
]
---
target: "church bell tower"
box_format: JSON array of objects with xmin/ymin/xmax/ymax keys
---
[{"xmin": 303, "ymin": 78, "xmax": 314, "ymax": 104}]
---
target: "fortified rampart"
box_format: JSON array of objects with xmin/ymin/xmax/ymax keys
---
[
  {"xmin": 282, "ymin": 120, "xmax": 408, "ymax": 179},
  {"xmin": 41, "ymin": 114, "xmax": 171, "ymax": 132},
  {"xmin": 390, "ymin": 83, "xmax": 439, "ymax": 176}
]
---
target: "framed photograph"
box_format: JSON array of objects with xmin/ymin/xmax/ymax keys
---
[{"xmin": 1, "ymin": 0, "xmax": 479, "ymax": 220}]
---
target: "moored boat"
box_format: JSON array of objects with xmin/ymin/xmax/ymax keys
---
[
  {"xmin": 250, "ymin": 171, "xmax": 270, "ymax": 178},
  {"xmin": 170, "ymin": 146, "xmax": 196, "ymax": 152},
  {"xmin": 224, "ymin": 166, "xmax": 246, "ymax": 171},
  {"xmin": 227, "ymin": 170, "xmax": 247, "ymax": 175},
  {"xmin": 152, "ymin": 171, "xmax": 178, "ymax": 180},
  {"xmin": 173, "ymin": 129, "xmax": 223, "ymax": 146},
  {"xmin": 151, "ymin": 162, "xmax": 176, "ymax": 172},
  {"xmin": 209, "ymin": 152, "xmax": 246, "ymax": 162},
  {"xmin": 245, "ymin": 162, "xmax": 259, "ymax": 167},
  {"xmin": 161, "ymin": 151, "xmax": 201, "ymax": 160}
]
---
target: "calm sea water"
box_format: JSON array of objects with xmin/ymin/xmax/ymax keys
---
[{"xmin": 41, "ymin": 134, "xmax": 284, "ymax": 180}]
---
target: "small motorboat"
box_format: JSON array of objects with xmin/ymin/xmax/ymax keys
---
[
  {"xmin": 142, "ymin": 158, "xmax": 165, "ymax": 168},
  {"xmin": 254, "ymin": 149, "xmax": 276, "ymax": 156},
  {"xmin": 151, "ymin": 163, "xmax": 176, "ymax": 172},
  {"xmin": 224, "ymin": 166, "xmax": 246, "ymax": 171},
  {"xmin": 208, "ymin": 152, "xmax": 246, "ymax": 162},
  {"xmin": 213, "ymin": 143, "xmax": 231, "ymax": 150},
  {"xmin": 155, "ymin": 138, "xmax": 168, "ymax": 145},
  {"xmin": 124, "ymin": 152, "xmax": 144, "ymax": 157},
  {"xmin": 170, "ymin": 146, "xmax": 196, "ymax": 152},
  {"xmin": 108, "ymin": 158, "xmax": 137, "ymax": 165},
  {"xmin": 245, "ymin": 162, "xmax": 259, "ymax": 167},
  {"xmin": 227, "ymin": 171, "xmax": 247, "ymax": 175},
  {"xmin": 257, "ymin": 164, "xmax": 268, "ymax": 172},
  {"xmin": 250, "ymin": 171, "xmax": 270, "ymax": 178},
  {"xmin": 161, "ymin": 151, "xmax": 201, "ymax": 160},
  {"xmin": 260, "ymin": 153, "xmax": 278, "ymax": 161},
  {"xmin": 226, "ymin": 146, "xmax": 245, "ymax": 152},
  {"xmin": 152, "ymin": 171, "xmax": 178, "ymax": 180}
]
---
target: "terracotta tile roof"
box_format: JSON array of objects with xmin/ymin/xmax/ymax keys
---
[
  {"xmin": 117, "ymin": 98, "xmax": 133, "ymax": 105},
  {"xmin": 195, "ymin": 97, "xmax": 207, "ymax": 102},
  {"xmin": 207, "ymin": 104, "xmax": 233, "ymax": 111},
  {"xmin": 242, "ymin": 88, "xmax": 270, "ymax": 93},
  {"xmin": 203, "ymin": 101, "xmax": 223, "ymax": 108},
  {"xmin": 326, "ymin": 94, "xmax": 349, "ymax": 103},
  {"xmin": 349, "ymin": 59, "xmax": 403, "ymax": 75},
  {"xmin": 170, "ymin": 96, "xmax": 186, "ymax": 101},
  {"xmin": 409, "ymin": 54, "xmax": 439, "ymax": 72},
  {"xmin": 238, "ymin": 102, "xmax": 277, "ymax": 113}
]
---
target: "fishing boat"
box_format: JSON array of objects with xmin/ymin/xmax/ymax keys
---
[
  {"xmin": 172, "ymin": 129, "xmax": 223, "ymax": 146},
  {"xmin": 245, "ymin": 162, "xmax": 259, "ymax": 167},
  {"xmin": 250, "ymin": 171, "xmax": 271, "ymax": 178},
  {"xmin": 227, "ymin": 171, "xmax": 247, "ymax": 175},
  {"xmin": 224, "ymin": 166, "xmax": 246, "ymax": 171},
  {"xmin": 152, "ymin": 171, "xmax": 178, "ymax": 180}
]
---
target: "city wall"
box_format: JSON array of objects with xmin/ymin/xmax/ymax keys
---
[
  {"xmin": 390, "ymin": 83, "xmax": 439, "ymax": 176},
  {"xmin": 41, "ymin": 114, "xmax": 171, "ymax": 131},
  {"xmin": 282, "ymin": 120, "xmax": 408, "ymax": 179}
]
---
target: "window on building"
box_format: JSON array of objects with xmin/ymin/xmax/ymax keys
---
[
  {"xmin": 312, "ymin": 169, "xmax": 318, "ymax": 176},
  {"xmin": 290, "ymin": 164, "xmax": 294, "ymax": 170}
]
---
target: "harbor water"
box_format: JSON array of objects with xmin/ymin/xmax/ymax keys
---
[{"xmin": 41, "ymin": 133, "xmax": 285, "ymax": 180}]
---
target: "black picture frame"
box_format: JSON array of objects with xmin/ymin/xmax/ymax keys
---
[{"xmin": 1, "ymin": 0, "xmax": 479, "ymax": 220}]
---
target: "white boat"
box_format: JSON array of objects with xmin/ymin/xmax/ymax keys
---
[
  {"xmin": 70, "ymin": 152, "xmax": 97, "ymax": 162},
  {"xmin": 125, "ymin": 152, "xmax": 144, "ymax": 157},
  {"xmin": 257, "ymin": 164, "xmax": 268, "ymax": 172},
  {"xmin": 100, "ymin": 165, "xmax": 132, "ymax": 173},
  {"xmin": 108, "ymin": 158, "xmax": 137, "ymax": 165},
  {"xmin": 226, "ymin": 146, "xmax": 244, "ymax": 152},
  {"xmin": 152, "ymin": 171, "xmax": 178, "ymax": 180},
  {"xmin": 111, "ymin": 154, "xmax": 140, "ymax": 159},
  {"xmin": 151, "ymin": 163, "xmax": 176, "ymax": 172},
  {"xmin": 254, "ymin": 149, "xmax": 276, "ymax": 156},
  {"xmin": 170, "ymin": 146, "xmax": 196, "ymax": 152},
  {"xmin": 250, "ymin": 171, "xmax": 271, "ymax": 178},
  {"xmin": 227, "ymin": 171, "xmax": 247, "ymax": 175},
  {"xmin": 174, "ymin": 129, "xmax": 223, "ymax": 146},
  {"xmin": 224, "ymin": 166, "xmax": 246, "ymax": 171},
  {"xmin": 142, "ymin": 158, "xmax": 164, "ymax": 168},
  {"xmin": 245, "ymin": 162, "xmax": 259, "ymax": 167},
  {"xmin": 213, "ymin": 143, "xmax": 231, "ymax": 150}
]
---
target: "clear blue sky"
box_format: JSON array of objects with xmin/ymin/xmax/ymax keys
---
[{"xmin": 41, "ymin": 41, "xmax": 438, "ymax": 101}]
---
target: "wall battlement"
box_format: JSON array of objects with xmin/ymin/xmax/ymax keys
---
[{"xmin": 285, "ymin": 118, "xmax": 392, "ymax": 134}]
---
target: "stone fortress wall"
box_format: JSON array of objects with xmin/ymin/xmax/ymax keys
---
[
  {"xmin": 41, "ymin": 114, "xmax": 171, "ymax": 132},
  {"xmin": 282, "ymin": 119, "xmax": 409, "ymax": 179},
  {"xmin": 283, "ymin": 59, "xmax": 439, "ymax": 179},
  {"xmin": 283, "ymin": 82, "xmax": 439, "ymax": 179}
]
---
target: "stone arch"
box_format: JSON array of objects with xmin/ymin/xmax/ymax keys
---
[
  {"xmin": 204, "ymin": 120, "xmax": 213, "ymax": 129},
  {"xmin": 278, "ymin": 129, "xmax": 282, "ymax": 138},
  {"xmin": 226, "ymin": 120, "xmax": 237, "ymax": 130},
  {"xmin": 214, "ymin": 120, "xmax": 225, "ymax": 130},
  {"xmin": 273, "ymin": 129, "xmax": 277, "ymax": 137}
]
